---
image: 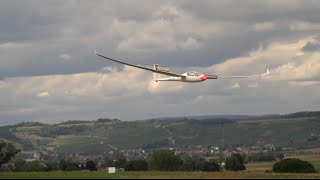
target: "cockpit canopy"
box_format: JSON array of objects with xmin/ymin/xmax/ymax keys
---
[{"xmin": 185, "ymin": 71, "xmax": 203, "ymax": 77}]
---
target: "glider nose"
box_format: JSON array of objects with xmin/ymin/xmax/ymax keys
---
[{"xmin": 200, "ymin": 75, "xmax": 207, "ymax": 81}]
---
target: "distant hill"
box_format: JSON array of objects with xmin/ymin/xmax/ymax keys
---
[
  {"xmin": 147, "ymin": 115, "xmax": 252, "ymax": 121},
  {"xmin": 146, "ymin": 111, "xmax": 320, "ymax": 121},
  {"xmin": 0, "ymin": 111, "xmax": 319, "ymax": 155}
]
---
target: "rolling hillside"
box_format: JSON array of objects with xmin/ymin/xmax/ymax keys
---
[{"xmin": 0, "ymin": 111, "xmax": 320, "ymax": 155}]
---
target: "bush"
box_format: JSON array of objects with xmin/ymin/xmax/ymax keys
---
[
  {"xmin": 272, "ymin": 158, "xmax": 316, "ymax": 173},
  {"xmin": 179, "ymin": 158, "xmax": 221, "ymax": 172},
  {"xmin": 115, "ymin": 158, "xmax": 127, "ymax": 169},
  {"xmin": 198, "ymin": 159, "xmax": 221, "ymax": 172},
  {"xmin": 148, "ymin": 150, "xmax": 182, "ymax": 171},
  {"xmin": 179, "ymin": 161, "xmax": 194, "ymax": 171},
  {"xmin": 225, "ymin": 153, "xmax": 246, "ymax": 171},
  {"xmin": 13, "ymin": 159, "xmax": 46, "ymax": 172},
  {"xmin": 246, "ymin": 152, "xmax": 276, "ymax": 162},
  {"xmin": 125, "ymin": 160, "xmax": 148, "ymax": 171},
  {"xmin": 86, "ymin": 160, "xmax": 97, "ymax": 171},
  {"xmin": 0, "ymin": 140, "xmax": 20, "ymax": 167},
  {"xmin": 65, "ymin": 162, "xmax": 80, "ymax": 171}
]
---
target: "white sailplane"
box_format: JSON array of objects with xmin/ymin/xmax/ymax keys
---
[{"xmin": 95, "ymin": 51, "xmax": 269, "ymax": 83}]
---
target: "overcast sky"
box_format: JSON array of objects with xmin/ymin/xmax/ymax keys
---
[{"xmin": 1, "ymin": 0, "xmax": 320, "ymax": 125}]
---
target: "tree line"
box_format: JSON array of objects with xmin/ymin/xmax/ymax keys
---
[
  {"xmin": 0, "ymin": 144, "xmax": 243, "ymax": 172},
  {"xmin": 0, "ymin": 140, "xmax": 317, "ymax": 173}
]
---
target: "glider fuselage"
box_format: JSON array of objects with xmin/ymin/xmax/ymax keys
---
[{"xmin": 154, "ymin": 71, "xmax": 214, "ymax": 83}]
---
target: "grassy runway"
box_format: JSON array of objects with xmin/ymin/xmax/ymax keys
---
[{"xmin": 1, "ymin": 171, "xmax": 320, "ymax": 179}]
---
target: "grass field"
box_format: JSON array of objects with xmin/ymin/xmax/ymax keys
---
[
  {"xmin": 2, "ymin": 155, "xmax": 320, "ymax": 179},
  {"xmin": 0, "ymin": 171, "xmax": 120, "ymax": 179},
  {"xmin": 246, "ymin": 161, "xmax": 275, "ymax": 172},
  {"xmin": 288, "ymin": 154, "xmax": 320, "ymax": 172},
  {"xmin": 1, "ymin": 171, "xmax": 320, "ymax": 179},
  {"xmin": 245, "ymin": 154, "xmax": 320, "ymax": 172}
]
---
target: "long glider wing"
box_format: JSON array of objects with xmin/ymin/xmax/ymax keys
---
[
  {"xmin": 95, "ymin": 51, "xmax": 184, "ymax": 77},
  {"xmin": 206, "ymin": 69, "xmax": 269, "ymax": 79}
]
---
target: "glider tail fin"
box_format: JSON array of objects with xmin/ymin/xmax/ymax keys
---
[{"xmin": 153, "ymin": 64, "xmax": 159, "ymax": 81}]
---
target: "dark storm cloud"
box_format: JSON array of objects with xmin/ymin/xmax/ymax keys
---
[
  {"xmin": 1, "ymin": 0, "xmax": 320, "ymax": 126},
  {"xmin": 1, "ymin": 0, "xmax": 320, "ymax": 79}
]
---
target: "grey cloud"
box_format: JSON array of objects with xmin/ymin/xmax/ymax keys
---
[
  {"xmin": 1, "ymin": 0, "xmax": 320, "ymax": 79},
  {"xmin": 302, "ymin": 36, "xmax": 320, "ymax": 52},
  {"xmin": 0, "ymin": 1, "xmax": 70, "ymax": 43},
  {"xmin": 1, "ymin": 70, "xmax": 320, "ymax": 126},
  {"xmin": 1, "ymin": 0, "xmax": 320, "ymax": 126},
  {"xmin": 177, "ymin": 0, "xmax": 320, "ymax": 23}
]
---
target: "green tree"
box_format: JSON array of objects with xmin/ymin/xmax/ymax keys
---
[
  {"xmin": 65, "ymin": 162, "xmax": 80, "ymax": 171},
  {"xmin": 24, "ymin": 160, "xmax": 46, "ymax": 172},
  {"xmin": 0, "ymin": 140, "xmax": 20, "ymax": 167},
  {"xmin": 13, "ymin": 159, "xmax": 46, "ymax": 172},
  {"xmin": 86, "ymin": 160, "xmax": 97, "ymax": 171},
  {"xmin": 115, "ymin": 158, "xmax": 127, "ymax": 169},
  {"xmin": 13, "ymin": 158, "xmax": 27, "ymax": 172},
  {"xmin": 225, "ymin": 153, "xmax": 246, "ymax": 171},
  {"xmin": 179, "ymin": 161, "xmax": 195, "ymax": 171},
  {"xmin": 199, "ymin": 159, "xmax": 221, "ymax": 172},
  {"xmin": 148, "ymin": 150, "xmax": 182, "ymax": 171},
  {"xmin": 125, "ymin": 160, "xmax": 148, "ymax": 171},
  {"xmin": 58, "ymin": 159, "xmax": 67, "ymax": 171},
  {"xmin": 105, "ymin": 158, "xmax": 115, "ymax": 167},
  {"xmin": 275, "ymin": 153, "xmax": 285, "ymax": 160},
  {"xmin": 45, "ymin": 160, "xmax": 59, "ymax": 171},
  {"xmin": 273, "ymin": 158, "xmax": 316, "ymax": 173},
  {"xmin": 246, "ymin": 152, "xmax": 276, "ymax": 163}
]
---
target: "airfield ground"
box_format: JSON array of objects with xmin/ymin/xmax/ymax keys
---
[
  {"xmin": 1, "ymin": 154, "xmax": 320, "ymax": 179},
  {"xmin": 1, "ymin": 171, "xmax": 320, "ymax": 179}
]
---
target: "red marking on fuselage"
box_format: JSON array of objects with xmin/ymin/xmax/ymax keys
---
[{"xmin": 200, "ymin": 75, "xmax": 207, "ymax": 81}]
